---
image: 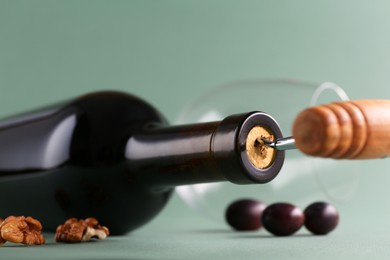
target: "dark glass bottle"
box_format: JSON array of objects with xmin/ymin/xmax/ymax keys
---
[{"xmin": 0, "ymin": 91, "xmax": 285, "ymax": 234}]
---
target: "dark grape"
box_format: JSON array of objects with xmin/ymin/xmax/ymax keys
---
[
  {"xmin": 304, "ymin": 202, "xmax": 339, "ymax": 235},
  {"xmin": 262, "ymin": 202, "xmax": 304, "ymax": 236},
  {"xmin": 225, "ymin": 199, "xmax": 267, "ymax": 231}
]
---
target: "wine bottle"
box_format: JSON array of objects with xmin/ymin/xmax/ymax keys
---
[{"xmin": 0, "ymin": 91, "xmax": 285, "ymax": 234}]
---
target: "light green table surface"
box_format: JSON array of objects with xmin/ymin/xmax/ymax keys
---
[
  {"xmin": 2, "ymin": 1, "xmax": 390, "ymax": 259},
  {"xmin": 3, "ymin": 185, "xmax": 390, "ymax": 260}
]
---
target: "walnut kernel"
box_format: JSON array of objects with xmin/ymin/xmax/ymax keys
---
[
  {"xmin": 55, "ymin": 217, "xmax": 109, "ymax": 243},
  {"xmin": 0, "ymin": 216, "xmax": 45, "ymax": 246}
]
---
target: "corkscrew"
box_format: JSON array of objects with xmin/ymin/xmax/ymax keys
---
[{"xmin": 264, "ymin": 100, "xmax": 390, "ymax": 159}]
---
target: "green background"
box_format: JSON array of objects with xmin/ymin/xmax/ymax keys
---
[{"xmin": 2, "ymin": 1, "xmax": 390, "ymax": 259}]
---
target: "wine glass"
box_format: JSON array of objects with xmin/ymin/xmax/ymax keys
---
[{"xmin": 174, "ymin": 79, "xmax": 360, "ymax": 222}]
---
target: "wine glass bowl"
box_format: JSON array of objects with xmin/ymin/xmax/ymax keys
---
[{"xmin": 175, "ymin": 79, "xmax": 361, "ymax": 223}]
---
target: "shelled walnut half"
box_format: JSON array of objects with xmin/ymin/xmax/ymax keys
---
[
  {"xmin": 55, "ymin": 217, "xmax": 109, "ymax": 243},
  {"xmin": 0, "ymin": 216, "xmax": 45, "ymax": 246}
]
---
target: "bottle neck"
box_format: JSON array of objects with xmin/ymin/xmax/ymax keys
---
[{"xmin": 125, "ymin": 112, "xmax": 285, "ymax": 188}]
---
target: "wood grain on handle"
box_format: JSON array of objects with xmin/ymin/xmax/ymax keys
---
[{"xmin": 292, "ymin": 100, "xmax": 390, "ymax": 159}]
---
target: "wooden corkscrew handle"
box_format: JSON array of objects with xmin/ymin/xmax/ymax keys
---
[{"xmin": 292, "ymin": 100, "xmax": 390, "ymax": 159}]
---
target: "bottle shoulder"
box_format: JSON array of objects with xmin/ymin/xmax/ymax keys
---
[{"xmin": 67, "ymin": 91, "xmax": 167, "ymax": 167}]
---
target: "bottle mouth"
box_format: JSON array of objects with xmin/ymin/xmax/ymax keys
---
[
  {"xmin": 238, "ymin": 112, "xmax": 285, "ymax": 184},
  {"xmin": 211, "ymin": 111, "xmax": 285, "ymax": 185}
]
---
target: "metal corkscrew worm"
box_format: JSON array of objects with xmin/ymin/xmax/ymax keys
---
[{"xmin": 262, "ymin": 136, "xmax": 296, "ymax": 151}]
